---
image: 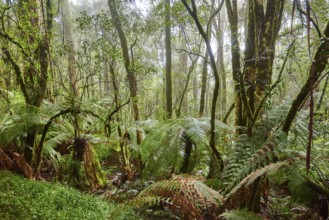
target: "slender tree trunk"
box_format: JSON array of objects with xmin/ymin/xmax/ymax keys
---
[
  {"xmin": 215, "ymin": 9, "xmax": 226, "ymax": 119},
  {"xmin": 225, "ymin": 0, "xmax": 243, "ymax": 133},
  {"xmin": 103, "ymin": 55, "xmax": 110, "ymax": 96},
  {"xmin": 199, "ymin": 50, "xmax": 209, "ymax": 117},
  {"xmin": 108, "ymin": 0, "xmax": 142, "ymax": 144},
  {"xmin": 181, "ymin": 0, "xmax": 224, "ymax": 171},
  {"xmin": 199, "ymin": 0, "xmax": 215, "ymax": 117},
  {"xmin": 283, "ymin": 21, "xmax": 329, "ymax": 133},
  {"xmin": 62, "ymin": 0, "xmax": 79, "ymax": 96},
  {"xmin": 165, "ymin": 0, "xmax": 173, "ymax": 118},
  {"xmin": 193, "ymin": 71, "xmax": 198, "ymax": 113}
]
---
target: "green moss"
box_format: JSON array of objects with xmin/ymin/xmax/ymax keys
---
[{"xmin": 0, "ymin": 171, "xmax": 141, "ymax": 220}]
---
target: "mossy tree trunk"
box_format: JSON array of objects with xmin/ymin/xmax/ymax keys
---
[
  {"xmin": 1, "ymin": 0, "xmax": 53, "ymax": 169},
  {"xmin": 225, "ymin": 0, "xmax": 244, "ymax": 134}
]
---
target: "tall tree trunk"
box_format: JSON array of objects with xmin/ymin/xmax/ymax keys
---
[
  {"xmin": 103, "ymin": 54, "xmax": 111, "ymax": 96},
  {"xmin": 108, "ymin": 0, "xmax": 142, "ymax": 145},
  {"xmin": 62, "ymin": 0, "xmax": 79, "ymax": 96},
  {"xmin": 199, "ymin": 50, "xmax": 209, "ymax": 117},
  {"xmin": 193, "ymin": 71, "xmax": 198, "ymax": 113},
  {"xmin": 225, "ymin": 0, "xmax": 243, "ymax": 133},
  {"xmin": 176, "ymin": 37, "xmax": 189, "ymax": 118},
  {"xmin": 254, "ymin": 0, "xmax": 285, "ymax": 107},
  {"xmin": 181, "ymin": 0, "xmax": 224, "ymax": 172},
  {"xmin": 165, "ymin": 0, "xmax": 173, "ymax": 118},
  {"xmin": 1, "ymin": 0, "xmax": 53, "ymax": 167},
  {"xmin": 109, "ymin": 60, "xmax": 126, "ymax": 169},
  {"xmin": 199, "ymin": 0, "xmax": 215, "ymax": 117},
  {"xmin": 215, "ymin": 9, "xmax": 226, "ymax": 119}
]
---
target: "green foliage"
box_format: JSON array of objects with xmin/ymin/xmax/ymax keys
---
[
  {"xmin": 220, "ymin": 209, "xmax": 263, "ymax": 220},
  {"xmin": 141, "ymin": 117, "xmax": 229, "ymax": 178},
  {"xmin": 0, "ymin": 103, "xmax": 46, "ymax": 147},
  {"xmin": 0, "ymin": 171, "xmax": 141, "ymax": 220},
  {"xmin": 222, "ymin": 161, "xmax": 290, "ymax": 211},
  {"xmin": 287, "ymin": 169, "xmax": 318, "ymax": 207},
  {"xmin": 222, "ymin": 104, "xmax": 289, "ymax": 194}
]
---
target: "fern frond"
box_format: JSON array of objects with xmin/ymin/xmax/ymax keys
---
[
  {"xmin": 220, "ymin": 209, "xmax": 263, "ymax": 220},
  {"xmin": 222, "ymin": 104, "xmax": 289, "ymax": 194},
  {"xmin": 221, "ymin": 161, "xmax": 289, "ymax": 211},
  {"xmin": 138, "ymin": 119, "xmax": 158, "ymax": 134},
  {"xmin": 129, "ymin": 195, "xmax": 173, "ymax": 208},
  {"xmin": 130, "ymin": 175, "xmax": 224, "ymax": 219},
  {"xmin": 0, "ymin": 104, "xmax": 46, "ymax": 146},
  {"xmin": 43, "ymin": 131, "xmax": 73, "ymax": 160},
  {"xmin": 141, "ymin": 117, "xmax": 230, "ymax": 178}
]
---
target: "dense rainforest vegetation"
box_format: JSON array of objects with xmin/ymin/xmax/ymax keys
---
[{"xmin": 0, "ymin": 0, "xmax": 328, "ymax": 219}]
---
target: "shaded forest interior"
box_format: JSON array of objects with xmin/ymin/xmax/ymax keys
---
[{"xmin": 0, "ymin": 0, "xmax": 329, "ymax": 219}]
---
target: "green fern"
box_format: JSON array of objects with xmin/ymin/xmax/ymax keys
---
[
  {"xmin": 221, "ymin": 161, "xmax": 290, "ymax": 211},
  {"xmin": 141, "ymin": 117, "xmax": 229, "ymax": 177},
  {"xmin": 221, "ymin": 104, "xmax": 289, "ymax": 194},
  {"xmin": 0, "ymin": 103, "xmax": 46, "ymax": 147}
]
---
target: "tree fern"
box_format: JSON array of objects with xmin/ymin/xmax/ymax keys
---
[
  {"xmin": 0, "ymin": 103, "xmax": 46, "ymax": 147},
  {"xmin": 221, "ymin": 104, "xmax": 289, "ymax": 194},
  {"xmin": 140, "ymin": 117, "xmax": 229, "ymax": 178},
  {"xmin": 221, "ymin": 161, "xmax": 290, "ymax": 211},
  {"xmin": 129, "ymin": 175, "xmax": 224, "ymax": 219},
  {"xmin": 43, "ymin": 131, "xmax": 73, "ymax": 160}
]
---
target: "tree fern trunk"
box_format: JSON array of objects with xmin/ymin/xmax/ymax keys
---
[{"xmin": 180, "ymin": 138, "xmax": 193, "ymax": 173}]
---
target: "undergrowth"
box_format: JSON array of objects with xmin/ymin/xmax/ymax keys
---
[{"xmin": 0, "ymin": 171, "xmax": 141, "ymax": 220}]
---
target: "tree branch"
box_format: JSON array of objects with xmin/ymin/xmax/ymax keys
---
[{"xmin": 282, "ymin": 21, "xmax": 329, "ymax": 133}]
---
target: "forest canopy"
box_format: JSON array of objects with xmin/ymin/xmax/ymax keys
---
[{"xmin": 0, "ymin": 0, "xmax": 328, "ymax": 219}]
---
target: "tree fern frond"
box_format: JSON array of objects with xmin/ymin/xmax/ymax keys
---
[
  {"xmin": 138, "ymin": 119, "xmax": 158, "ymax": 134},
  {"xmin": 130, "ymin": 175, "xmax": 224, "ymax": 219},
  {"xmin": 0, "ymin": 105, "xmax": 46, "ymax": 146},
  {"xmin": 142, "ymin": 123, "xmax": 185, "ymax": 177},
  {"xmin": 222, "ymin": 104, "xmax": 289, "ymax": 193},
  {"xmin": 129, "ymin": 195, "xmax": 173, "ymax": 208},
  {"xmin": 43, "ymin": 131, "xmax": 73, "ymax": 160},
  {"xmin": 141, "ymin": 117, "xmax": 231, "ymax": 178},
  {"xmin": 221, "ymin": 161, "xmax": 290, "ymax": 211},
  {"xmin": 220, "ymin": 209, "xmax": 263, "ymax": 220}
]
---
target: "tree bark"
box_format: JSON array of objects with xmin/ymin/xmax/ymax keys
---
[
  {"xmin": 108, "ymin": 0, "xmax": 142, "ymax": 144},
  {"xmin": 282, "ymin": 21, "xmax": 329, "ymax": 134},
  {"xmin": 181, "ymin": 0, "xmax": 224, "ymax": 171},
  {"xmin": 225, "ymin": 0, "xmax": 243, "ymax": 133},
  {"xmin": 62, "ymin": 0, "xmax": 79, "ymax": 96},
  {"xmin": 254, "ymin": 0, "xmax": 285, "ymax": 106},
  {"xmin": 214, "ymin": 8, "xmax": 226, "ymax": 119},
  {"xmin": 1, "ymin": 0, "xmax": 53, "ymax": 166},
  {"xmin": 199, "ymin": 50, "xmax": 209, "ymax": 117},
  {"xmin": 165, "ymin": 0, "xmax": 173, "ymax": 118}
]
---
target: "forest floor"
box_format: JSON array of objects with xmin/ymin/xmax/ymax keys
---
[{"xmin": 0, "ymin": 170, "xmax": 143, "ymax": 220}]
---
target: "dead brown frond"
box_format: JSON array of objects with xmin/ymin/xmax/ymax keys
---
[
  {"xmin": 12, "ymin": 153, "xmax": 33, "ymax": 179},
  {"xmin": 129, "ymin": 175, "xmax": 224, "ymax": 219},
  {"xmin": 0, "ymin": 148, "xmax": 14, "ymax": 170}
]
